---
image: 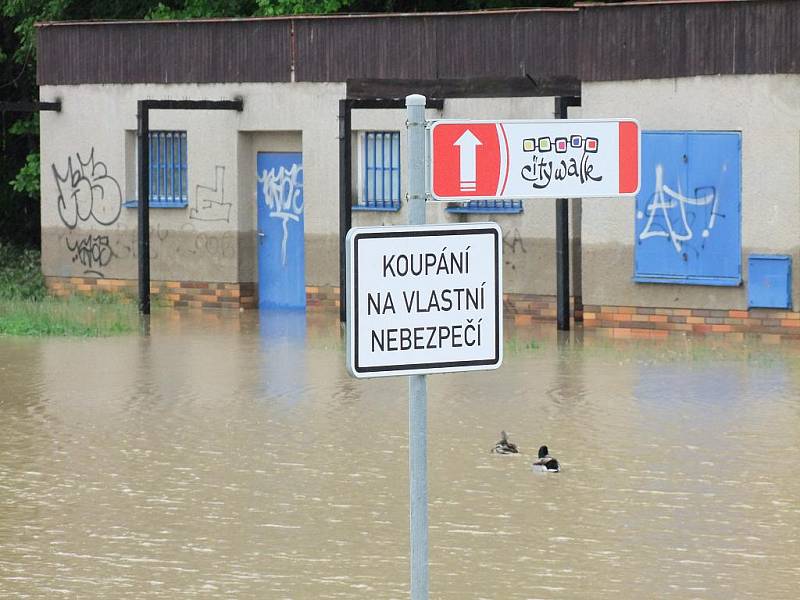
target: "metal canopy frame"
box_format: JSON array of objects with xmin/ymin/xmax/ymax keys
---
[
  {"xmin": 338, "ymin": 96, "xmax": 445, "ymax": 322},
  {"xmin": 136, "ymin": 98, "xmax": 243, "ymax": 315},
  {"xmin": 0, "ymin": 101, "xmax": 62, "ymax": 113},
  {"xmin": 339, "ymin": 96, "xmax": 444, "ymax": 323},
  {"xmin": 338, "ymin": 78, "xmax": 583, "ymax": 329}
]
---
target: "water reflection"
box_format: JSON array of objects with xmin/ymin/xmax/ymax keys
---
[
  {"xmin": 0, "ymin": 315, "xmax": 798, "ymax": 598},
  {"xmin": 258, "ymin": 309, "xmax": 307, "ymax": 403}
]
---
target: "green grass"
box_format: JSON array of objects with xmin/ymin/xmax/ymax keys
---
[
  {"xmin": 0, "ymin": 297, "xmax": 138, "ymax": 336},
  {"xmin": 0, "ymin": 242, "xmax": 137, "ymax": 337}
]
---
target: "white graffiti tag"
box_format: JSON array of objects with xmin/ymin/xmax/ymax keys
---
[
  {"xmin": 258, "ymin": 163, "xmax": 304, "ymax": 265},
  {"xmin": 637, "ymin": 164, "xmax": 719, "ymax": 253}
]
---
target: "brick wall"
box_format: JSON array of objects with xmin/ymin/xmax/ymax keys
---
[
  {"xmin": 44, "ymin": 279, "xmax": 800, "ymax": 339},
  {"xmin": 501, "ymin": 293, "xmax": 800, "ymax": 340},
  {"xmin": 46, "ymin": 277, "xmax": 343, "ymax": 311},
  {"xmin": 583, "ymin": 304, "xmax": 800, "ymax": 341},
  {"xmin": 305, "ymin": 285, "xmax": 340, "ymax": 312},
  {"xmin": 503, "ymin": 293, "xmax": 581, "ymax": 325},
  {"xmin": 45, "ymin": 277, "xmax": 257, "ymax": 309}
]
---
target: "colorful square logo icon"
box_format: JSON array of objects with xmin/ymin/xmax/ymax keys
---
[
  {"xmin": 570, "ymin": 135, "xmax": 583, "ymax": 148},
  {"xmin": 522, "ymin": 138, "xmax": 536, "ymax": 152},
  {"xmin": 555, "ymin": 138, "xmax": 568, "ymax": 153},
  {"xmin": 537, "ymin": 137, "xmax": 552, "ymax": 152},
  {"xmin": 585, "ymin": 137, "xmax": 599, "ymax": 153}
]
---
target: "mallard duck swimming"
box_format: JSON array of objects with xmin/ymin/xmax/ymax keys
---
[
  {"xmin": 532, "ymin": 445, "xmax": 560, "ymax": 472},
  {"xmin": 491, "ymin": 431, "xmax": 519, "ymax": 454}
]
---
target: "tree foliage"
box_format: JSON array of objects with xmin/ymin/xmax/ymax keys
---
[{"xmin": 0, "ymin": 0, "xmax": 577, "ymax": 247}]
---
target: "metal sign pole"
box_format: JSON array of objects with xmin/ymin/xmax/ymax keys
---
[{"xmin": 406, "ymin": 93, "xmax": 429, "ymax": 600}]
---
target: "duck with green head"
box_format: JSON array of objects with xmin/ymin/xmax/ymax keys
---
[{"xmin": 532, "ymin": 445, "xmax": 560, "ymax": 472}]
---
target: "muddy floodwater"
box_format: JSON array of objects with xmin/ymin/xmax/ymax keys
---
[{"xmin": 1, "ymin": 310, "xmax": 799, "ymax": 599}]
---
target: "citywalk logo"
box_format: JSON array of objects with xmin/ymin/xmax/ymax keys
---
[{"xmin": 520, "ymin": 134, "xmax": 603, "ymax": 190}]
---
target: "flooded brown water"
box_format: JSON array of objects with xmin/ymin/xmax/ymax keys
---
[{"xmin": 1, "ymin": 311, "xmax": 799, "ymax": 599}]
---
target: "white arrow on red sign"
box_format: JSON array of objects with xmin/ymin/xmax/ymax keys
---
[
  {"xmin": 429, "ymin": 119, "xmax": 640, "ymax": 200},
  {"xmin": 454, "ymin": 129, "xmax": 482, "ymax": 192}
]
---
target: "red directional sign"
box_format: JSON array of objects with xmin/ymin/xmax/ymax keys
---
[{"xmin": 429, "ymin": 119, "xmax": 640, "ymax": 200}]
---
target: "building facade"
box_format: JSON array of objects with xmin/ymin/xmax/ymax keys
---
[{"xmin": 36, "ymin": 0, "xmax": 800, "ymax": 336}]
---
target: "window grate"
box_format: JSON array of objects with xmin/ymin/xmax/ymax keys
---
[
  {"xmin": 359, "ymin": 131, "xmax": 401, "ymax": 211},
  {"xmin": 149, "ymin": 131, "xmax": 187, "ymax": 204}
]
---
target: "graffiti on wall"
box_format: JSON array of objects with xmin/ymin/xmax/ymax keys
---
[
  {"xmin": 53, "ymin": 148, "xmax": 122, "ymax": 229},
  {"xmin": 258, "ymin": 162, "xmax": 304, "ymax": 265},
  {"xmin": 191, "ymin": 166, "xmax": 231, "ymax": 222},
  {"xmin": 174, "ymin": 224, "xmax": 236, "ymax": 260},
  {"xmin": 637, "ymin": 164, "xmax": 720, "ymax": 255},
  {"xmin": 57, "ymin": 224, "xmax": 234, "ymax": 278},
  {"xmin": 51, "ymin": 146, "xmax": 240, "ymax": 278},
  {"xmin": 65, "ymin": 233, "xmax": 113, "ymax": 277},
  {"xmin": 503, "ymin": 227, "xmax": 527, "ymax": 271}
]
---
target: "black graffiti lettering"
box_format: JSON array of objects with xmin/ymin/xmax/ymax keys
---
[
  {"xmin": 53, "ymin": 148, "xmax": 122, "ymax": 229},
  {"xmin": 65, "ymin": 233, "xmax": 113, "ymax": 277}
]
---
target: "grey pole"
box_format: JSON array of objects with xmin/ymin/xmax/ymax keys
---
[{"xmin": 406, "ymin": 93, "xmax": 429, "ymax": 600}]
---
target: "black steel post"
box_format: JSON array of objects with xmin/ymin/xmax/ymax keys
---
[
  {"xmin": 555, "ymin": 96, "xmax": 581, "ymax": 331},
  {"xmin": 555, "ymin": 198, "xmax": 569, "ymax": 331},
  {"xmin": 137, "ymin": 101, "xmax": 150, "ymax": 315},
  {"xmin": 339, "ymin": 99, "xmax": 352, "ymax": 323},
  {"xmin": 571, "ymin": 197, "xmax": 583, "ymax": 322},
  {"xmin": 0, "ymin": 100, "xmax": 61, "ymax": 113},
  {"xmin": 134, "ymin": 98, "xmax": 243, "ymax": 316}
]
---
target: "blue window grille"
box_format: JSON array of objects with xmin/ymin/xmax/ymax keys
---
[
  {"xmin": 447, "ymin": 199, "xmax": 523, "ymax": 214},
  {"xmin": 149, "ymin": 130, "xmax": 187, "ymax": 206},
  {"xmin": 357, "ymin": 131, "xmax": 401, "ymax": 211}
]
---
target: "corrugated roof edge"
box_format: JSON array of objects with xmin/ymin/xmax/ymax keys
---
[{"xmin": 34, "ymin": 7, "xmax": 577, "ymax": 28}]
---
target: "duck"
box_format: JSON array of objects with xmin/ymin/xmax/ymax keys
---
[
  {"xmin": 532, "ymin": 445, "xmax": 560, "ymax": 472},
  {"xmin": 491, "ymin": 431, "xmax": 519, "ymax": 454}
]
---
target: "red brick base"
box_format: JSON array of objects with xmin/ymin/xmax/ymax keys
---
[
  {"xmin": 45, "ymin": 277, "xmax": 257, "ymax": 309},
  {"xmin": 503, "ymin": 293, "xmax": 581, "ymax": 324},
  {"xmin": 501, "ymin": 293, "xmax": 800, "ymax": 340},
  {"xmin": 43, "ymin": 279, "xmax": 800, "ymax": 338},
  {"xmin": 305, "ymin": 285, "xmax": 340, "ymax": 312},
  {"xmin": 583, "ymin": 304, "xmax": 800, "ymax": 340}
]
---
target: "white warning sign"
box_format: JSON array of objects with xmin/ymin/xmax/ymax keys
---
[{"xmin": 346, "ymin": 222, "xmax": 503, "ymax": 378}]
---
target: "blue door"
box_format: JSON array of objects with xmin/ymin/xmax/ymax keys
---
[
  {"xmin": 634, "ymin": 132, "xmax": 689, "ymax": 282},
  {"xmin": 685, "ymin": 133, "xmax": 741, "ymax": 283},
  {"xmin": 634, "ymin": 131, "xmax": 741, "ymax": 286},
  {"xmin": 257, "ymin": 152, "xmax": 305, "ymax": 309}
]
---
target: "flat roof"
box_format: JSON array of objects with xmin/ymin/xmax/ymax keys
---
[{"xmin": 35, "ymin": 6, "xmax": 577, "ymax": 28}]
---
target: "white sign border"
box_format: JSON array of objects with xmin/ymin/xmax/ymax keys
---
[
  {"xmin": 427, "ymin": 118, "xmax": 641, "ymax": 201},
  {"xmin": 346, "ymin": 222, "xmax": 503, "ymax": 379}
]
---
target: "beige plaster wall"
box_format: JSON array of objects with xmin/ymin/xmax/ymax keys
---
[
  {"xmin": 40, "ymin": 75, "xmax": 800, "ymax": 311},
  {"xmin": 578, "ymin": 74, "xmax": 800, "ymax": 310},
  {"xmin": 40, "ymin": 82, "xmax": 344, "ymax": 284}
]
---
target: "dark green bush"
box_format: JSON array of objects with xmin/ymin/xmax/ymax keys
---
[{"xmin": 0, "ymin": 242, "xmax": 47, "ymax": 301}]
